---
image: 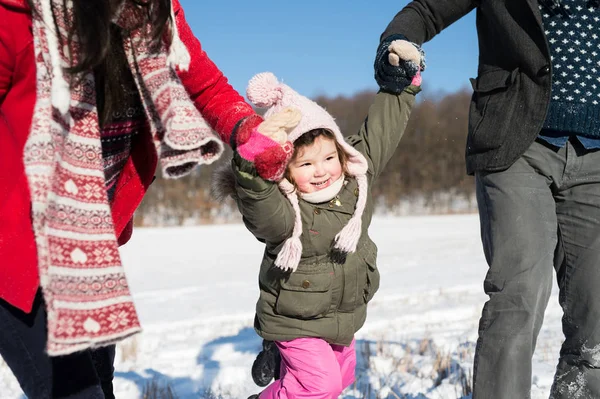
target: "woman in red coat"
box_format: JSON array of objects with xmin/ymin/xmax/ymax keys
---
[{"xmin": 0, "ymin": 0, "xmax": 262, "ymax": 397}]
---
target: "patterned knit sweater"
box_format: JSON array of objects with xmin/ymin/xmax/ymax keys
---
[
  {"xmin": 99, "ymin": 85, "xmax": 144, "ymax": 202},
  {"xmin": 97, "ymin": 31, "xmax": 145, "ymax": 202},
  {"xmin": 539, "ymin": 0, "xmax": 600, "ymax": 145}
]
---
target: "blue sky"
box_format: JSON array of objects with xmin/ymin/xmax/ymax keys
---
[{"xmin": 180, "ymin": 0, "xmax": 478, "ymax": 98}]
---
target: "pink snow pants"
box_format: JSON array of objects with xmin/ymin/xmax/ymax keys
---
[{"xmin": 259, "ymin": 338, "xmax": 356, "ymax": 399}]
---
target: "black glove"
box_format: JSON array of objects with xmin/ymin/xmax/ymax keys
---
[{"xmin": 374, "ymin": 34, "xmax": 425, "ymax": 94}]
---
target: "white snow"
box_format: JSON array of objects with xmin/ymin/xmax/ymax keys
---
[{"xmin": 0, "ymin": 214, "xmax": 564, "ymax": 398}]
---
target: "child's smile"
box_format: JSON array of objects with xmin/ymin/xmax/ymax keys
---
[
  {"xmin": 288, "ymin": 136, "xmax": 343, "ymax": 194},
  {"xmin": 311, "ymin": 178, "xmax": 332, "ymax": 189}
]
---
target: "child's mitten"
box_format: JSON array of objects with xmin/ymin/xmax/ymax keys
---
[
  {"xmin": 236, "ymin": 107, "xmax": 301, "ymax": 181},
  {"xmin": 374, "ymin": 34, "xmax": 426, "ymax": 93}
]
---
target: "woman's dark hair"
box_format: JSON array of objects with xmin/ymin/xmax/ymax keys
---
[
  {"xmin": 26, "ymin": 0, "xmax": 172, "ymax": 124},
  {"xmin": 285, "ymin": 129, "xmax": 349, "ymax": 185}
]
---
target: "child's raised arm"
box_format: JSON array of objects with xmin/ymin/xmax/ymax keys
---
[
  {"xmin": 348, "ymin": 86, "xmax": 420, "ymax": 183},
  {"xmin": 347, "ymin": 39, "xmax": 424, "ymax": 182}
]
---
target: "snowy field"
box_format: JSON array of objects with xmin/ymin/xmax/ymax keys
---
[{"xmin": 0, "ymin": 214, "xmax": 564, "ymax": 398}]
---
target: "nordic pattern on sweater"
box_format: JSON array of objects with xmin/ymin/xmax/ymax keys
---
[
  {"xmin": 100, "ymin": 116, "xmax": 144, "ymax": 201},
  {"xmin": 99, "ymin": 66, "xmax": 145, "ymax": 203},
  {"xmin": 539, "ymin": 0, "xmax": 600, "ymax": 137},
  {"xmin": 98, "ymin": 33, "xmax": 145, "ymax": 202}
]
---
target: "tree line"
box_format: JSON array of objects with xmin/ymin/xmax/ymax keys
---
[{"xmin": 134, "ymin": 88, "xmax": 476, "ymax": 226}]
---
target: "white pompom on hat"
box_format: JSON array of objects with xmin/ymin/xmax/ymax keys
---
[{"xmin": 246, "ymin": 72, "xmax": 370, "ymax": 272}]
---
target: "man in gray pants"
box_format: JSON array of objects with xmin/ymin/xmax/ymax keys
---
[{"xmin": 374, "ymin": 0, "xmax": 600, "ymax": 397}]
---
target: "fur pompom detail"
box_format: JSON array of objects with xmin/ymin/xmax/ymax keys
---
[{"xmin": 247, "ymin": 72, "xmax": 283, "ymax": 108}]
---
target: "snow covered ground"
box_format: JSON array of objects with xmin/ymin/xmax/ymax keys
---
[{"xmin": 0, "ymin": 214, "xmax": 564, "ymax": 398}]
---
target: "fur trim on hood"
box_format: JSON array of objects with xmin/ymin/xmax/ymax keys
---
[{"xmin": 211, "ymin": 157, "xmax": 237, "ymax": 203}]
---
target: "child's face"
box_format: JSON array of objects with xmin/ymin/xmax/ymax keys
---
[{"xmin": 288, "ymin": 136, "xmax": 343, "ymax": 194}]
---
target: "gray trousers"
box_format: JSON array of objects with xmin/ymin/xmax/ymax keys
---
[{"xmin": 473, "ymin": 139, "xmax": 600, "ymax": 399}]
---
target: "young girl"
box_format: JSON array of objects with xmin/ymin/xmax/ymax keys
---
[{"xmin": 219, "ymin": 49, "xmax": 422, "ymax": 398}]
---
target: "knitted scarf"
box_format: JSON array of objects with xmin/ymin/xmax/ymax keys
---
[{"xmin": 24, "ymin": 0, "xmax": 223, "ymax": 356}]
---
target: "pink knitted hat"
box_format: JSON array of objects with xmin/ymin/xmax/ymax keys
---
[{"xmin": 246, "ymin": 72, "xmax": 370, "ymax": 271}]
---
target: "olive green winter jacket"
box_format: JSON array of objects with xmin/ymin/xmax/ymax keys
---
[{"xmin": 232, "ymin": 87, "xmax": 419, "ymax": 346}]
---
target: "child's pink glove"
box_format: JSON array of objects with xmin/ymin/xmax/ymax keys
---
[{"xmin": 237, "ymin": 107, "xmax": 301, "ymax": 182}]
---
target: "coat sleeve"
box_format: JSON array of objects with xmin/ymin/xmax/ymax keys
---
[
  {"xmin": 0, "ymin": 8, "xmax": 14, "ymax": 104},
  {"xmin": 346, "ymin": 86, "xmax": 419, "ymax": 182},
  {"xmin": 232, "ymin": 154, "xmax": 295, "ymax": 245},
  {"xmin": 172, "ymin": 0, "xmax": 262, "ymax": 145},
  {"xmin": 382, "ymin": 0, "xmax": 476, "ymax": 44}
]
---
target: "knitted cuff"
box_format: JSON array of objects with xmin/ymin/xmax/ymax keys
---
[
  {"xmin": 230, "ymin": 114, "xmax": 264, "ymax": 150},
  {"xmin": 236, "ymin": 127, "xmax": 295, "ymax": 182},
  {"xmin": 237, "ymin": 127, "xmax": 280, "ymax": 162},
  {"xmin": 254, "ymin": 142, "xmax": 294, "ymax": 182},
  {"xmin": 374, "ymin": 34, "xmax": 425, "ymax": 94}
]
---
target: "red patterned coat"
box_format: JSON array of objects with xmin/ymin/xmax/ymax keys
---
[{"xmin": 0, "ymin": 0, "xmax": 261, "ymax": 313}]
